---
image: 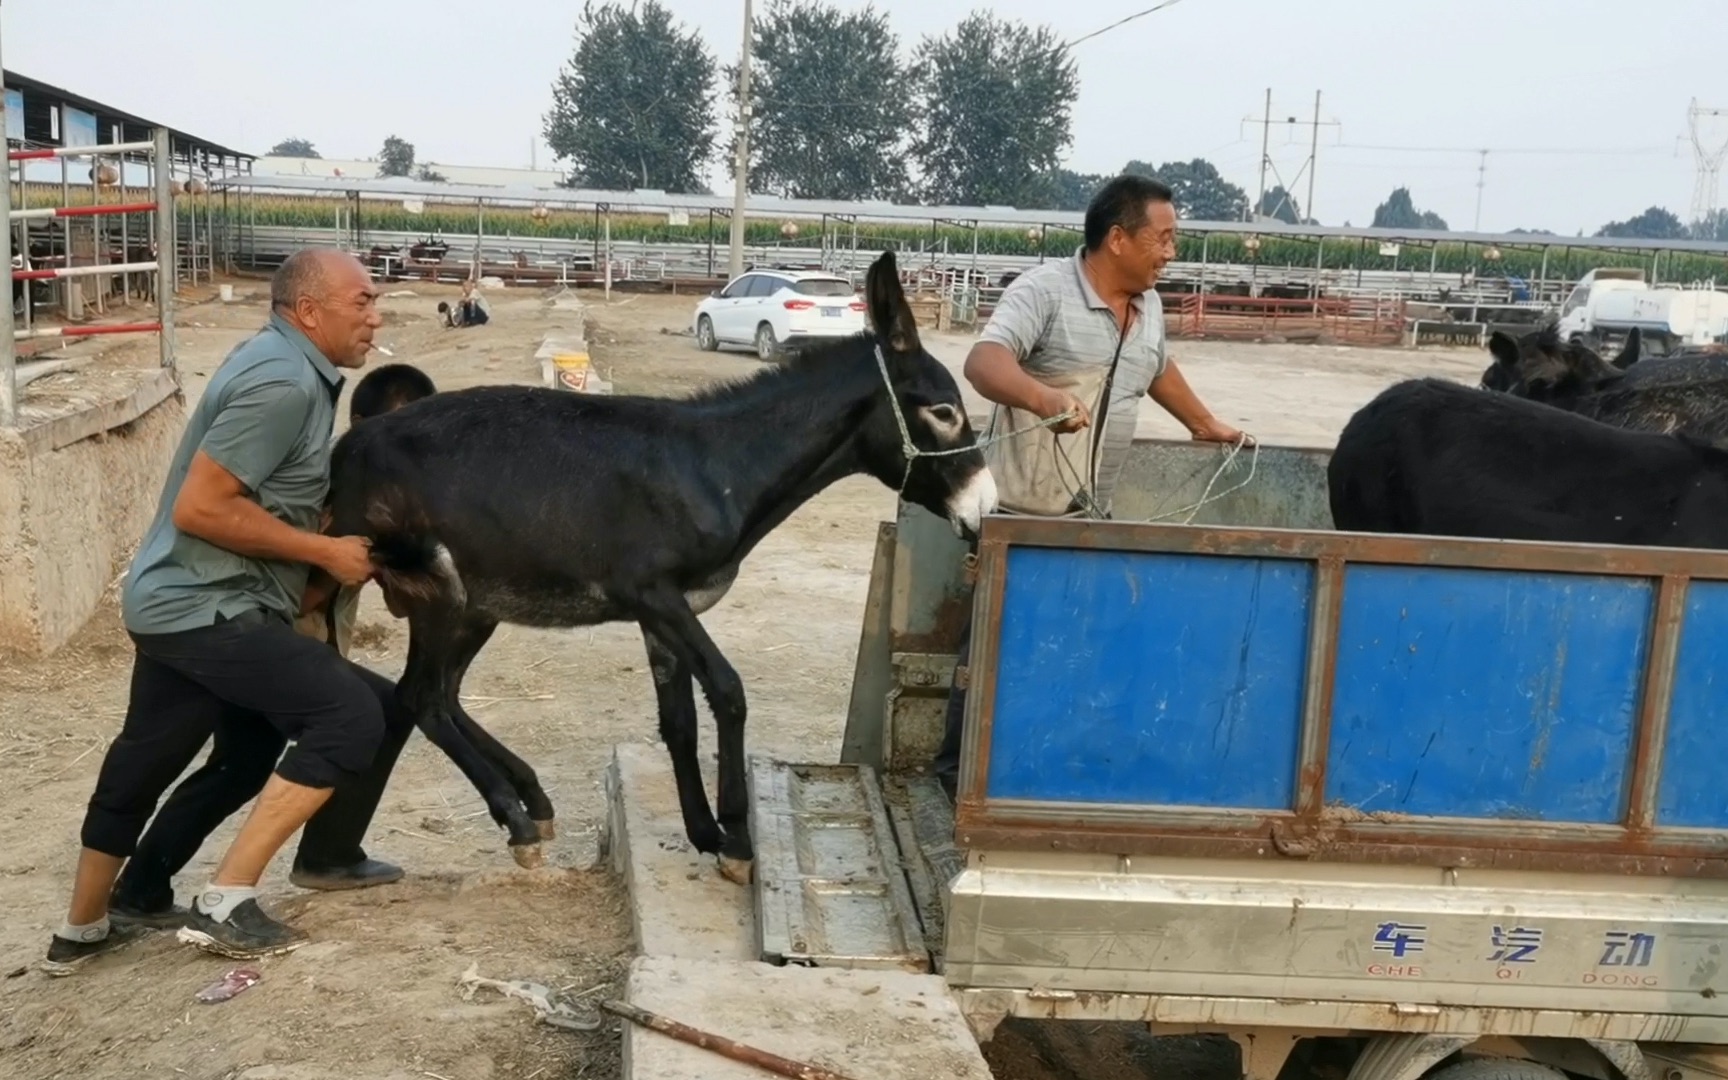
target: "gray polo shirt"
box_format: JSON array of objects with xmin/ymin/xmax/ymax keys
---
[
  {"xmin": 121, "ymin": 313, "xmax": 345, "ymax": 635},
  {"xmin": 979, "ymin": 246, "xmax": 1168, "ymax": 512}
]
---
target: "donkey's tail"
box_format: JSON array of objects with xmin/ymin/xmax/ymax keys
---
[{"xmin": 330, "ymin": 479, "xmax": 466, "ymax": 609}]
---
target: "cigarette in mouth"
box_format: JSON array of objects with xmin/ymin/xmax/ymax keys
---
[{"xmin": 374, "ymin": 345, "xmax": 394, "ymax": 357}]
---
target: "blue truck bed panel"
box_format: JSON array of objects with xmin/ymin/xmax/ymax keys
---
[
  {"xmin": 1660, "ymin": 580, "xmax": 1728, "ymax": 829},
  {"xmin": 986, "ymin": 547, "xmax": 1310, "ymax": 809},
  {"xmin": 958, "ymin": 518, "xmax": 1728, "ymax": 877},
  {"xmin": 1327, "ymin": 565, "xmax": 1650, "ymax": 824}
]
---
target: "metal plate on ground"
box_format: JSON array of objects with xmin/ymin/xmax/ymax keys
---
[{"xmin": 748, "ymin": 757, "xmax": 930, "ymax": 972}]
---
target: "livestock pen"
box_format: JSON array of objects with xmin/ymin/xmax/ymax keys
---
[{"xmin": 205, "ymin": 173, "xmax": 1728, "ymax": 314}]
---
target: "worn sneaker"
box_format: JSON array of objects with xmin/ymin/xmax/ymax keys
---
[
  {"xmin": 40, "ymin": 923, "xmax": 147, "ymax": 977},
  {"xmin": 175, "ymin": 899, "xmax": 308, "ymax": 960},
  {"xmin": 109, "ymin": 898, "xmax": 191, "ymax": 930}
]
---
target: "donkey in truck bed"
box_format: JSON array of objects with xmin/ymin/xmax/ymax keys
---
[{"xmin": 325, "ymin": 249, "xmax": 996, "ymax": 883}]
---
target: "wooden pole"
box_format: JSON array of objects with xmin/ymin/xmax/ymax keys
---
[{"xmin": 600, "ymin": 999, "xmax": 862, "ymax": 1080}]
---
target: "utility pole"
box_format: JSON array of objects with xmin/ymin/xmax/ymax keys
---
[
  {"xmin": 1472, "ymin": 150, "xmax": 1488, "ymax": 231},
  {"xmin": 726, "ymin": 0, "xmax": 754, "ymax": 280},
  {"xmin": 1240, "ymin": 89, "xmax": 1339, "ymax": 223},
  {"xmin": 1688, "ymin": 98, "xmax": 1728, "ymax": 230},
  {"xmin": 1253, "ymin": 88, "xmax": 1270, "ymax": 222},
  {"xmin": 1303, "ymin": 89, "xmax": 1321, "ymax": 225}
]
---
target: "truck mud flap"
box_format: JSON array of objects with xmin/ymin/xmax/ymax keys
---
[{"xmin": 748, "ymin": 758, "xmax": 931, "ymax": 973}]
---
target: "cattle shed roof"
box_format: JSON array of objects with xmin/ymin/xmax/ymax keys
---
[
  {"xmin": 5, "ymin": 69, "xmax": 254, "ymax": 163},
  {"xmin": 210, "ymin": 172, "xmax": 1728, "ymax": 259}
]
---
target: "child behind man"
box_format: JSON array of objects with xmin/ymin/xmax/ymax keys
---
[{"xmin": 295, "ymin": 362, "xmax": 438, "ymax": 656}]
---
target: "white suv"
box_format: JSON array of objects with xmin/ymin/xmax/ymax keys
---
[{"xmin": 692, "ymin": 268, "xmax": 867, "ymax": 360}]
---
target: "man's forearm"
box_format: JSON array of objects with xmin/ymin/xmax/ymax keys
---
[
  {"xmin": 174, "ymin": 494, "xmax": 332, "ymax": 569},
  {"xmin": 1148, "ymin": 358, "xmax": 1218, "ymax": 432},
  {"xmin": 963, "ymin": 343, "xmax": 1052, "ymax": 413}
]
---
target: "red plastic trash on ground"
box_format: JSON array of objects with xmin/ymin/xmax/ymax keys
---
[{"xmin": 195, "ymin": 967, "xmax": 261, "ymax": 1004}]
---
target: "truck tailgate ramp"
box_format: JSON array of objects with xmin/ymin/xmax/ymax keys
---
[{"xmin": 748, "ymin": 757, "xmax": 929, "ymax": 972}]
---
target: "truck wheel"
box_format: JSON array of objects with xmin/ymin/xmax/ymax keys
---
[{"xmin": 1423, "ymin": 1057, "xmax": 1568, "ymax": 1080}]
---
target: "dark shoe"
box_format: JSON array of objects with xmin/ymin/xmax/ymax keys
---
[
  {"xmin": 289, "ymin": 857, "xmax": 403, "ymax": 892},
  {"xmin": 109, "ymin": 898, "xmax": 191, "ymax": 930},
  {"xmin": 175, "ymin": 898, "xmax": 308, "ymax": 960},
  {"xmin": 40, "ymin": 924, "xmax": 147, "ymax": 976}
]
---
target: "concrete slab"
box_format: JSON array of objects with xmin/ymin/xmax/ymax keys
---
[
  {"xmin": 622, "ymin": 954, "xmax": 993, "ymax": 1080},
  {"xmin": 605, "ymin": 743, "xmax": 755, "ymax": 962}
]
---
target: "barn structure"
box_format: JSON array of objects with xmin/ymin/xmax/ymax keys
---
[{"xmin": 0, "ymin": 65, "xmax": 254, "ymax": 654}]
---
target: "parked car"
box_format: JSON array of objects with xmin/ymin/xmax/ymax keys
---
[{"xmin": 692, "ymin": 268, "xmax": 867, "ymax": 360}]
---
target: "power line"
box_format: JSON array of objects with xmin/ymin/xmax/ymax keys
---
[
  {"xmin": 1066, "ymin": 0, "xmax": 1186, "ymax": 49},
  {"xmin": 1239, "ymin": 89, "xmax": 1339, "ymax": 223},
  {"xmin": 1332, "ymin": 142, "xmax": 1671, "ymax": 157}
]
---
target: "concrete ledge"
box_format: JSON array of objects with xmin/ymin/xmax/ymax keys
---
[
  {"xmin": 622, "ymin": 955, "xmax": 992, "ymax": 1080},
  {"xmin": 605, "ymin": 742, "xmax": 755, "ymax": 962},
  {"xmin": 606, "ymin": 741, "xmax": 994, "ymax": 1079},
  {"xmin": 0, "ymin": 374, "xmax": 183, "ymax": 654}
]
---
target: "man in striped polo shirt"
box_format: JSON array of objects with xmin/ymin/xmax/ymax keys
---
[{"xmin": 932, "ymin": 173, "xmax": 1249, "ymax": 800}]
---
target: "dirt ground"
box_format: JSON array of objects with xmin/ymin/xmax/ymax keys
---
[
  {"xmin": 0, "ymin": 279, "xmax": 928, "ymax": 1080},
  {"xmin": 0, "ymin": 278, "xmax": 1475, "ymax": 1080}
]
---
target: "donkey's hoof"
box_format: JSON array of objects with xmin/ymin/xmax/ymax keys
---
[
  {"xmin": 510, "ymin": 843, "xmax": 545, "ymax": 870},
  {"xmin": 534, "ymin": 819, "xmax": 556, "ymax": 842},
  {"xmin": 717, "ymin": 856, "xmax": 754, "ymax": 886}
]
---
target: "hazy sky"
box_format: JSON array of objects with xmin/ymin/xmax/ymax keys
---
[{"xmin": 8, "ymin": 0, "xmax": 1724, "ymax": 234}]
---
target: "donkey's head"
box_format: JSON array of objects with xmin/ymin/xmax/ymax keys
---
[
  {"xmin": 1482, "ymin": 322, "xmax": 1637, "ymax": 401},
  {"xmin": 858, "ymin": 249, "xmax": 997, "ymax": 538}
]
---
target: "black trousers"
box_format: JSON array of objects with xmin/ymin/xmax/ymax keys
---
[{"xmin": 79, "ymin": 610, "xmax": 414, "ymax": 912}]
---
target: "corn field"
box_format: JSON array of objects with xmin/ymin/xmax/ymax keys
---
[{"xmin": 27, "ymin": 183, "xmax": 1728, "ymax": 285}]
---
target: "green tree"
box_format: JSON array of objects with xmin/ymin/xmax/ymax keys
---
[
  {"xmin": 1125, "ymin": 158, "xmax": 1248, "ymax": 222},
  {"xmin": 911, "ymin": 12, "xmax": 1078, "ymax": 207},
  {"xmin": 1046, "ymin": 168, "xmax": 1108, "ymax": 212},
  {"xmin": 543, "ymin": 0, "xmax": 717, "ymax": 193},
  {"xmin": 1371, "ymin": 186, "xmax": 1449, "ymax": 231},
  {"xmin": 415, "ymin": 164, "xmax": 448, "ymax": 183},
  {"xmin": 1596, "ymin": 206, "xmax": 1687, "ymax": 240},
  {"xmin": 724, "ymin": 0, "xmax": 914, "ymax": 200},
  {"xmin": 1695, "ymin": 210, "xmax": 1728, "ymax": 243},
  {"xmin": 269, "ymin": 138, "xmax": 320, "ymax": 159},
  {"xmin": 378, "ymin": 135, "xmax": 415, "ymax": 178},
  {"xmin": 1258, "ymin": 185, "xmax": 1303, "ymax": 225}
]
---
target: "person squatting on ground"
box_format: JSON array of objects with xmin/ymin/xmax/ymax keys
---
[
  {"xmin": 44, "ymin": 249, "xmax": 421, "ymax": 974},
  {"xmin": 437, "ymin": 279, "xmax": 489, "ymax": 329}
]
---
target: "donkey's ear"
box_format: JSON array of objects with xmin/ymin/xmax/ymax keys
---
[
  {"xmin": 1612, "ymin": 327, "xmax": 1641, "ymax": 370},
  {"xmin": 865, "ymin": 249, "xmax": 922, "ymax": 353},
  {"xmin": 1487, "ymin": 331, "xmax": 1520, "ymax": 369}
]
